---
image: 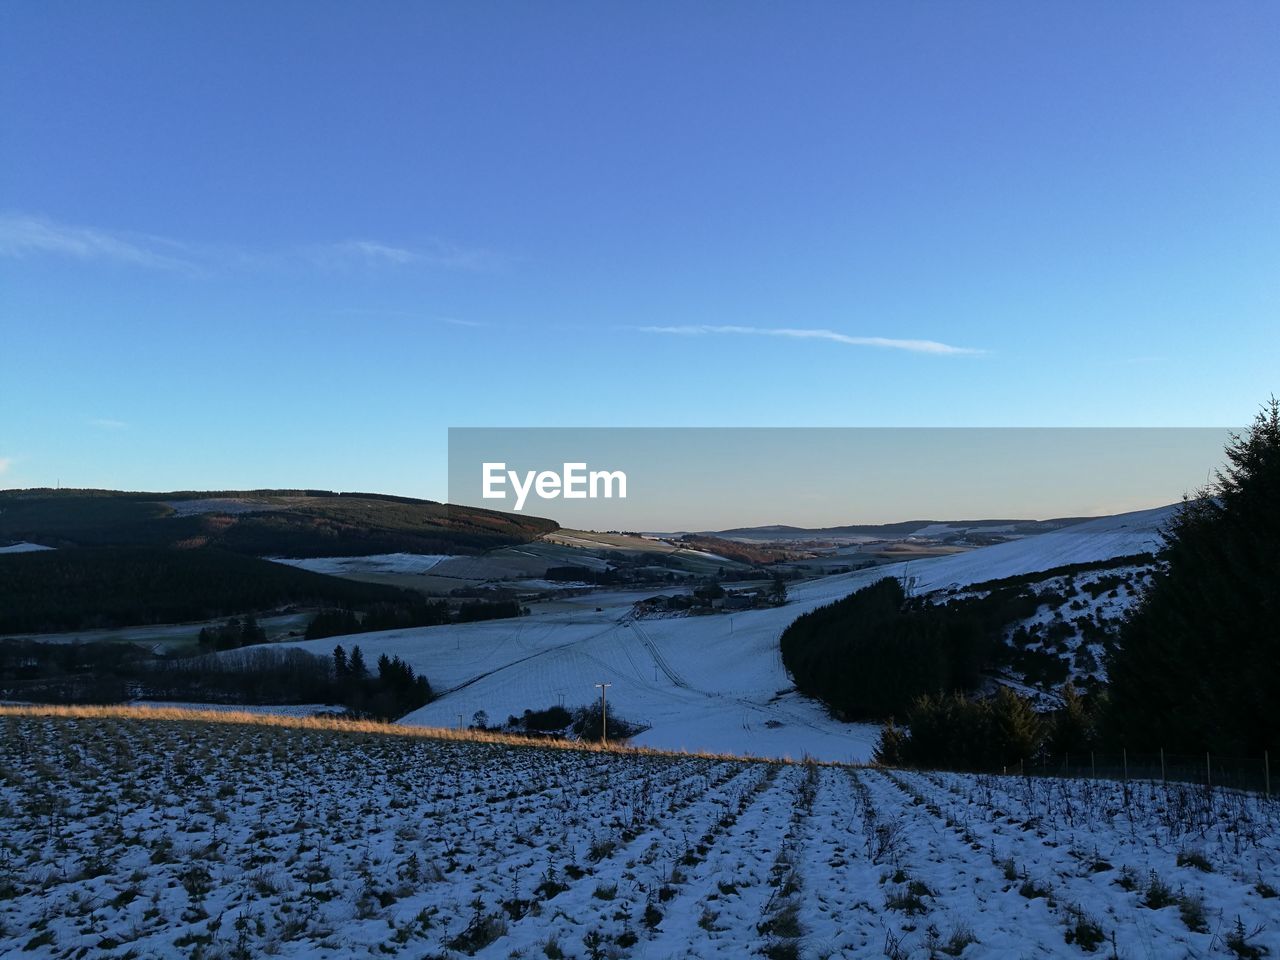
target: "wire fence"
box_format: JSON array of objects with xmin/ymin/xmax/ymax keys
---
[{"xmin": 1010, "ymin": 750, "xmax": 1273, "ymax": 796}]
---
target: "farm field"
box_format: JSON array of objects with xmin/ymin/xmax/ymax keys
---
[{"xmin": 1, "ymin": 709, "xmax": 1277, "ymax": 959}]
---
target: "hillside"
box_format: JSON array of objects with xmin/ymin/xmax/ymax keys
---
[
  {"xmin": 713, "ymin": 516, "xmax": 1091, "ymax": 543},
  {"xmin": 256, "ymin": 504, "xmax": 1178, "ymax": 762},
  {"xmin": 0, "ymin": 488, "xmax": 557, "ymax": 558},
  {"xmin": 1, "ymin": 708, "xmax": 1276, "ymax": 959}
]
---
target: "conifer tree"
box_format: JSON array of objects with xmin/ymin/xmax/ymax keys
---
[
  {"xmin": 1106, "ymin": 398, "xmax": 1280, "ymax": 755},
  {"xmin": 1046, "ymin": 683, "xmax": 1096, "ymax": 756},
  {"xmin": 988, "ymin": 686, "xmax": 1042, "ymax": 768},
  {"xmin": 873, "ymin": 720, "xmax": 907, "ymax": 765}
]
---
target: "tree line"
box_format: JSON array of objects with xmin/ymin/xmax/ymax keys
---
[
  {"xmin": 861, "ymin": 399, "xmax": 1280, "ymax": 770},
  {"xmin": 0, "ymin": 638, "xmax": 433, "ymax": 721},
  {"xmin": 874, "ymin": 683, "xmax": 1094, "ymax": 770},
  {"xmin": 304, "ymin": 598, "xmax": 522, "ymax": 640},
  {"xmin": 0, "ymin": 546, "xmax": 413, "ymax": 634},
  {"xmin": 779, "ymin": 577, "xmax": 996, "ymax": 720}
]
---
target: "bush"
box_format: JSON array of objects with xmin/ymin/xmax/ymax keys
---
[
  {"xmin": 521, "ymin": 706, "xmax": 574, "ymax": 732},
  {"xmin": 876, "ymin": 687, "xmax": 1042, "ymax": 771},
  {"xmin": 570, "ymin": 706, "xmax": 646, "ymax": 743}
]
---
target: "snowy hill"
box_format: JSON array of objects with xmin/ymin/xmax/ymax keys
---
[
  {"xmin": 271, "ymin": 504, "xmax": 1176, "ymax": 763},
  {"xmin": 712, "ymin": 515, "xmax": 1091, "ymax": 542},
  {"xmin": 896, "ymin": 504, "xmax": 1172, "ymax": 594}
]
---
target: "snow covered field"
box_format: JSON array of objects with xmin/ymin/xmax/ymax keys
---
[
  {"xmin": 267, "ymin": 553, "xmax": 453, "ymax": 576},
  {"xmin": 0, "ymin": 542, "xmax": 53, "ymax": 554},
  {"xmin": 1, "ymin": 710, "xmax": 1276, "ymax": 959},
  {"xmin": 269, "ymin": 505, "xmax": 1175, "ymax": 763}
]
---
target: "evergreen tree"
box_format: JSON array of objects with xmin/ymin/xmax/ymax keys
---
[
  {"xmin": 988, "ymin": 686, "xmax": 1042, "ymax": 769},
  {"xmin": 1045, "ymin": 683, "xmax": 1096, "ymax": 756},
  {"xmin": 1106, "ymin": 399, "xmax": 1280, "ymax": 755},
  {"xmin": 332, "ymin": 644, "xmax": 348, "ymax": 677},
  {"xmin": 348, "ymin": 645, "xmax": 367, "ymax": 679},
  {"xmin": 873, "ymin": 719, "xmax": 907, "ymax": 765}
]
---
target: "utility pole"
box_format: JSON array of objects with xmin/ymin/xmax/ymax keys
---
[{"xmin": 594, "ymin": 682, "xmax": 612, "ymax": 745}]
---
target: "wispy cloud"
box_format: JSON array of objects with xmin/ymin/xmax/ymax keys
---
[
  {"xmin": 441, "ymin": 317, "xmax": 489, "ymax": 328},
  {"xmin": 0, "ymin": 214, "xmax": 196, "ymax": 272},
  {"xmin": 637, "ymin": 324, "xmax": 983, "ymax": 356},
  {"xmin": 308, "ymin": 238, "xmax": 495, "ymax": 272},
  {"xmin": 88, "ymin": 418, "xmax": 128, "ymax": 430},
  {"xmin": 0, "ymin": 213, "xmax": 494, "ymax": 275},
  {"xmin": 0, "ymin": 457, "xmax": 11, "ymax": 476}
]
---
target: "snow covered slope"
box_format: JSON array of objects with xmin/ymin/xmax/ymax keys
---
[
  {"xmin": 276, "ymin": 504, "xmax": 1175, "ymax": 763},
  {"xmin": 896, "ymin": 503, "xmax": 1172, "ymax": 594}
]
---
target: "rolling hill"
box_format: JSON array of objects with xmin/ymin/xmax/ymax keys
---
[
  {"xmin": 712, "ymin": 516, "xmax": 1091, "ymax": 543},
  {"xmin": 0, "ymin": 488, "xmax": 557, "ymax": 557},
  {"xmin": 265, "ymin": 504, "xmax": 1177, "ymax": 762}
]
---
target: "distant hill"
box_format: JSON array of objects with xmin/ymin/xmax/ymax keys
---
[
  {"xmin": 0, "ymin": 488, "xmax": 558, "ymax": 558},
  {"xmin": 710, "ymin": 516, "xmax": 1091, "ymax": 542}
]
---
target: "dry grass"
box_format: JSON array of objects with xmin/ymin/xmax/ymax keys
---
[{"xmin": 0, "ymin": 703, "xmax": 821, "ymax": 766}]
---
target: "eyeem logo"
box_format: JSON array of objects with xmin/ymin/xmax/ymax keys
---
[{"xmin": 482, "ymin": 462, "xmax": 628, "ymax": 512}]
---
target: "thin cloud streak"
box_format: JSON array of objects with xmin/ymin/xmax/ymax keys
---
[
  {"xmin": 306, "ymin": 238, "xmax": 496, "ymax": 271},
  {"xmin": 0, "ymin": 457, "xmax": 11, "ymax": 475},
  {"xmin": 0, "ymin": 214, "xmax": 493, "ymax": 274},
  {"xmin": 0, "ymin": 214, "xmax": 196, "ymax": 272},
  {"xmin": 637, "ymin": 324, "xmax": 983, "ymax": 356}
]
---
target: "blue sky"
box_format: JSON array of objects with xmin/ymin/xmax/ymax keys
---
[{"xmin": 1, "ymin": 2, "xmax": 1277, "ymax": 509}]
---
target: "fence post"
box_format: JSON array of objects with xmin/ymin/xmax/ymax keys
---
[
  {"xmin": 1091, "ymin": 751, "xmax": 1096, "ymax": 779},
  {"xmin": 1266, "ymin": 750, "xmax": 1271, "ymax": 799},
  {"xmin": 1160, "ymin": 748, "xmax": 1166, "ymax": 784},
  {"xmin": 1206, "ymin": 751, "xmax": 1211, "ymax": 790},
  {"xmin": 1123, "ymin": 748, "xmax": 1128, "ymax": 783}
]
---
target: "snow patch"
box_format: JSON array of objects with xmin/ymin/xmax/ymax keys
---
[
  {"xmin": 267, "ymin": 553, "xmax": 453, "ymax": 575},
  {"xmin": 0, "ymin": 541, "xmax": 54, "ymax": 554}
]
